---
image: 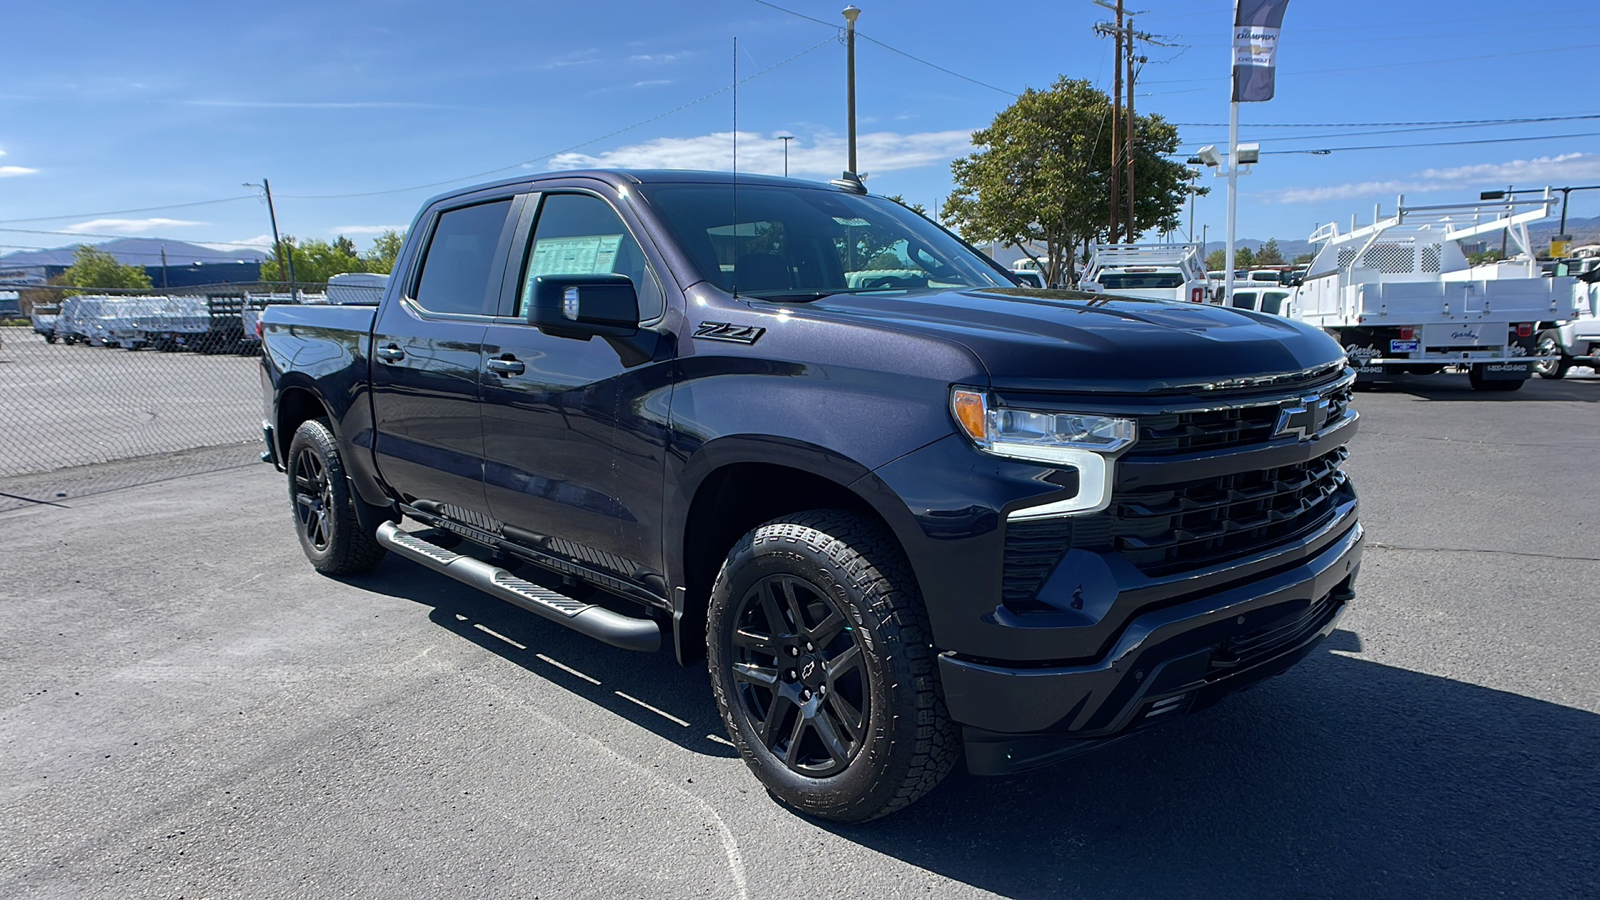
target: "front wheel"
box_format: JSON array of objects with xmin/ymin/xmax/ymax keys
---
[
  {"xmin": 1533, "ymin": 332, "xmax": 1572, "ymax": 380},
  {"xmin": 707, "ymin": 511, "xmax": 958, "ymax": 823},
  {"xmin": 286, "ymin": 419, "xmax": 386, "ymax": 575}
]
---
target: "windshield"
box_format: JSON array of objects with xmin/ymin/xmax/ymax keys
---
[
  {"xmin": 637, "ymin": 183, "xmax": 1008, "ymax": 298},
  {"xmin": 1098, "ymin": 272, "xmax": 1185, "ymax": 289}
]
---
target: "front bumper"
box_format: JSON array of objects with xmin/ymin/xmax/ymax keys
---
[{"xmin": 941, "ymin": 518, "xmax": 1363, "ymax": 775}]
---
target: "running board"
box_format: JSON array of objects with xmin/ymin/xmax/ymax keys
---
[{"xmin": 376, "ymin": 522, "xmax": 660, "ymax": 653}]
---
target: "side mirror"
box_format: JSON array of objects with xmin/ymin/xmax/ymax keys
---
[{"xmin": 528, "ymin": 274, "xmax": 639, "ymax": 339}]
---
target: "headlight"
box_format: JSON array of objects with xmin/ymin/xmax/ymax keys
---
[
  {"xmin": 950, "ymin": 388, "xmax": 1137, "ymax": 518},
  {"xmin": 950, "ymin": 389, "xmax": 1136, "ymax": 463}
]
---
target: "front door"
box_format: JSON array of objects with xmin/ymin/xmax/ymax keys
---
[
  {"xmin": 370, "ymin": 196, "xmax": 517, "ymax": 517},
  {"xmin": 478, "ymin": 190, "xmax": 674, "ymax": 590}
]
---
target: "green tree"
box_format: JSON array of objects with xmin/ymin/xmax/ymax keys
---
[
  {"xmin": 1255, "ymin": 238, "xmax": 1285, "ymax": 266},
  {"xmin": 1235, "ymin": 246, "xmax": 1256, "ymax": 269},
  {"xmin": 941, "ymin": 77, "xmax": 1201, "ymax": 286},
  {"xmin": 262, "ymin": 234, "xmax": 405, "ymax": 285},
  {"xmin": 59, "ymin": 245, "xmax": 153, "ymax": 295},
  {"xmin": 365, "ymin": 230, "xmax": 405, "ymax": 275},
  {"xmin": 1206, "ymin": 248, "xmax": 1225, "ymax": 270},
  {"xmin": 1292, "ymin": 252, "xmax": 1314, "ymax": 265}
]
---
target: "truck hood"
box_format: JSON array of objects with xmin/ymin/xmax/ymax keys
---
[{"xmin": 783, "ymin": 287, "xmax": 1344, "ymax": 392}]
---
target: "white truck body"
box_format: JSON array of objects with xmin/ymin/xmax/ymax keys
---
[
  {"xmin": 1080, "ymin": 244, "xmax": 1210, "ymax": 304},
  {"xmin": 1536, "ymin": 263, "xmax": 1600, "ymax": 377},
  {"xmin": 1289, "ymin": 194, "xmax": 1574, "ymax": 387}
]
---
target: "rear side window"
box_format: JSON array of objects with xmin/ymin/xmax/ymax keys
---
[
  {"xmin": 412, "ymin": 199, "xmax": 513, "ymax": 315},
  {"xmin": 517, "ymin": 193, "xmax": 662, "ymax": 320}
]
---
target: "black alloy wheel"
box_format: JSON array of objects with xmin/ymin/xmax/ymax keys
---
[
  {"xmin": 707, "ymin": 511, "xmax": 958, "ymax": 822},
  {"xmin": 285, "ymin": 419, "xmax": 386, "ymax": 575},
  {"xmin": 292, "ymin": 443, "xmax": 335, "ymax": 554},
  {"xmin": 729, "ymin": 573, "xmax": 870, "ymax": 777}
]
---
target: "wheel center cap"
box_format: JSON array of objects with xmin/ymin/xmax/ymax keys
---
[{"xmin": 798, "ymin": 654, "xmax": 827, "ymax": 688}]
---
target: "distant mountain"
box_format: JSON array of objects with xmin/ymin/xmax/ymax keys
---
[{"xmin": 0, "ymin": 237, "xmax": 267, "ymax": 269}]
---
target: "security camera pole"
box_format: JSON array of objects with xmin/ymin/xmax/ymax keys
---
[{"xmin": 1225, "ymin": 0, "xmax": 1291, "ymax": 306}]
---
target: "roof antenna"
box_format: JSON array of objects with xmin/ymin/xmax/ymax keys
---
[{"xmin": 731, "ymin": 36, "xmax": 739, "ymax": 298}]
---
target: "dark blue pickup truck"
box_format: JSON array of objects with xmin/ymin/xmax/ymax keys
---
[{"xmin": 261, "ymin": 169, "xmax": 1363, "ymax": 821}]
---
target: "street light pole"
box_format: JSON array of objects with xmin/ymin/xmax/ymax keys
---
[
  {"xmin": 777, "ymin": 135, "xmax": 794, "ymax": 177},
  {"xmin": 843, "ymin": 6, "xmax": 860, "ymax": 175}
]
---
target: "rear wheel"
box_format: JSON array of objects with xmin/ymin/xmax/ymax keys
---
[
  {"xmin": 707, "ymin": 510, "xmax": 958, "ymax": 823},
  {"xmin": 286, "ymin": 419, "xmax": 386, "ymax": 575},
  {"xmin": 1533, "ymin": 332, "xmax": 1572, "ymax": 380}
]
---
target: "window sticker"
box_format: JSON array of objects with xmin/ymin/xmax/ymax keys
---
[{"xmin": 521, "ymin": 234, "xmax": 622, "ymax": 314}]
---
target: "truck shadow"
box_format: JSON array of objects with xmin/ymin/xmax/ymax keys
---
[
  {"xmin": 344, "ymin": 547, "xmax": 736, "ymax": 759},
  {"xmin": 823, "ymin": 629, "xmax": 1600, "ymax": 898},
  {"xmin": 1359, "ymin": 371, "xmax": 1600, "ymax": 402},
  {"xmin": 341, "ymin": 556, "xmax": 1600, "ymax": 896}
]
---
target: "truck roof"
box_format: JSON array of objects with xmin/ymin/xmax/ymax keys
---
[{"xmin": 423, "ymin": 169, "xmax": 862, "ymax": 209}]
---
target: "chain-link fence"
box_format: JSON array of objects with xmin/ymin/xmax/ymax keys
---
[{"xmin": 0, "ymin": 283, "xmax": 383, "ymax": 511}]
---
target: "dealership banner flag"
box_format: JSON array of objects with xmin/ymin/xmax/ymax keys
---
[{"xmin": 1233, "ymin": 0, "xmax": 1291, "ymax": 102}]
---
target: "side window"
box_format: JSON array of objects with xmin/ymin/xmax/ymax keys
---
[
  {"xmin": 518, "ymin": 193, "xmax": 662, "ymax": 320},
  {"xmin": 412, "ymin": 198, "xmax": 513, "ymax": 315}
]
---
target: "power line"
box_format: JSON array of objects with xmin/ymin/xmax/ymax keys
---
[
  {"xmin": 0, "ymin": 227, "xmax": 269, "ymax": 247},
  {"xmin": 279, "ymin": 35, "xmax": 835, "ymax": 201},
  {"xmin": 1171, "ymin": 114, "xmax": 1600, "ymax": 129},
  {"xmin": 1259, "ymin": 130, "xmax": 1600, "ymax": 155},
  {"xmin": 749, "ymin": 0, "xmax": 1020, "ymax": 96},
  {"xmin": 1142, "ymin": 42, "xmax": 1600, "ymax": 85},
  {"xmin": 0, "ymin": 195, "xmax": 258, "ymax": 225}
]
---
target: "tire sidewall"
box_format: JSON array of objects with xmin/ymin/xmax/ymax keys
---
[
  {"xmin": 707, "ymin": 519, "xmax": 912, "ymax": 819},
  {"xmin": 286, "ymin": 420, "xmax": 358, "ymax": 572}
]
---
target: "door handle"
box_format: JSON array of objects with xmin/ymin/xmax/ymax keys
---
[
  {"xmin": 375, "ymin": 345, "xmax": 405, "ymax": 362},
  {"xmin": 486, "ymin": 357, "xmax": 526, "ymax": 376}
]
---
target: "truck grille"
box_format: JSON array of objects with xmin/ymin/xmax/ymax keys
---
[
  {"xmin": 1001, "ymin": 445, "xmax": 1353, "ymax": 606},
  {"xmin": 1130, "ymin": 379, "xmax": 1354, "ymax": 456}
]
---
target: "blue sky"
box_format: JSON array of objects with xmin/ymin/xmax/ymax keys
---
[{"xmin": 2, "ymin": 0, "xmax": 1598, "ymax": 261}]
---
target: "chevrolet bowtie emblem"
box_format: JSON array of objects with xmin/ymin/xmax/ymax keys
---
[{"xmin": 1274, "ymin": 393, "xmax": 1330, "ymax": 441}]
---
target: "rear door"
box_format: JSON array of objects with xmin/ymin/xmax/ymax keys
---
[
  {"xmin": 370, "ymin": 195, "xmax": 521, "ymax": 519},
  {"xmin": 478, "ymin": 189, "xmax": 675, "ymax": 592}
]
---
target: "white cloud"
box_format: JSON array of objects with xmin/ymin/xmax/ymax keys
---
[
  {"xmin": 1265, "ymin": 152, "xmax": 1600, "ymax": 204},
  {"xmin": 333, "ymin": 225, "xmax": 406, "ymax": 235},
  {"xmin": 549, "ymin": 129, "xmax": 976, "ymax": 177},
  {"xmin": 63, "ymin": 217, "xmax": 207, "ymax": 234},
  {"xmin": 628, "ymin": 52, "xmax": 695, "ymax": 63},
  {"xmin": 0, "ymin": 165, "xmax": 38, "ymax": 177},
  {"xmin": 197, "ymin": 235, "xmax": 274, "ymax": 253}
]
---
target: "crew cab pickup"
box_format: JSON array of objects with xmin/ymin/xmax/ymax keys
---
[{"xmin": 261, "ymin": 169, "xmax": 1363, "ymax": 822}]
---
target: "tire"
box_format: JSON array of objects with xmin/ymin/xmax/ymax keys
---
[
  {"xmin": 45, "ymin": 332, "xmax": 57, "ymax": 344},
  {"xmin": 1533, "ymin": 332, "xmax": 1572, "ymax": 380},
  {"xmin": 1468, "ymin": 365, "xmax": 1525, "ymax": 392},
  {"xmin": 286, "ymin": 419, "xmax": 386, "ymax": 575},
  {"xmin": 707, "ymin": 510, "xmax": 958, "ymax": 823}
]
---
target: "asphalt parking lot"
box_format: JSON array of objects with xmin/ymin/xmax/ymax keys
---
[
  {"xmin": 0, "ymin": 326, "xmax": 260, "ymax": 479},
  {"xmin": 2, "ymin": 372, "xmax": 1597, "ymax": 899}
]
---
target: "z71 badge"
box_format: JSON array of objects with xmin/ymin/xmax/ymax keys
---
[{"xmin": 693, "ymin": 322, "xmax": 766, "ymax": 345}]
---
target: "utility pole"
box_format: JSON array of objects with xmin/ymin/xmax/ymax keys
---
[
  {"xmin": 1108, "ymin": 0, "xmax": 1123, "ymax": 243},
  {"xmin": 1125, "ymin": 15, "xmax": 1138, "ymax": 244},
  {"xmin": 246, "ymin": 178, "xmax": 296, "ymax": 300},
  {"xmin": 160, "ymin": 246, "xmax": 169, "ymax": 289},
  {"xmin": 843, "ymin": 6, "xmax": 861, "ymax": 176}
]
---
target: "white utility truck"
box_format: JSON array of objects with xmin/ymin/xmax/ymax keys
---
[
  {"xmin": 1534, "ymin": 260, "xmax": 1600, "ymax": 378},
  {"xmin": 1288, "ymin": 193, "xmax": 1575, "ymax": 392},
  {"xmin": 1079, "ymin": 243, "xmax": 1211, "ymax": 303}
]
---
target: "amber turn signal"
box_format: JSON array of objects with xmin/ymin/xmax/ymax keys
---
[{"xmin": 951, "ymin": 389, "xmax": 988, "ymax": 444}]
